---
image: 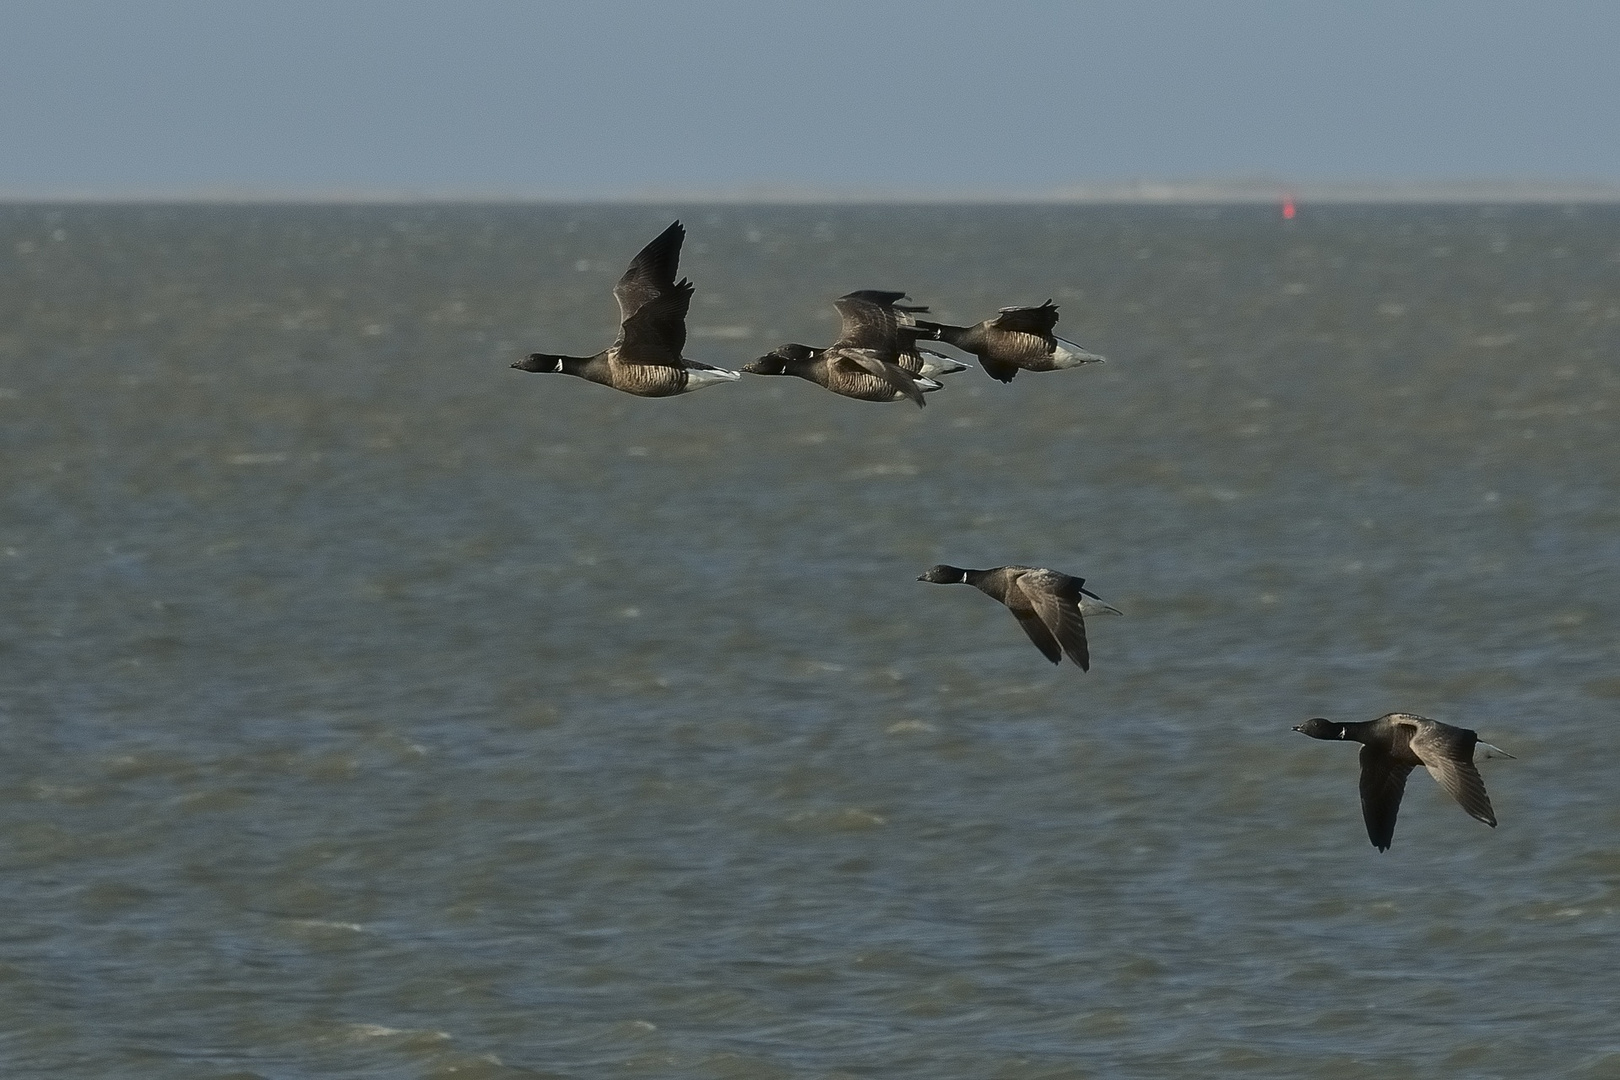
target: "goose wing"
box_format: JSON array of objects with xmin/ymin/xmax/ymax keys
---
[
  {"xmin": 979, "ymin": 357, "xmax": 1022, "ymax": 383},
  {"xmin": 613, "ymin": 280, "xmax": 692, "ymax": 365},
  {"xmin": 828, "ymin": 347, "xmax": 929, "ymax": 407},
  {"xmin": 833, "ymin": 294, "xmax": 907, "ymax": 352},
  {"xmin": 613, "ymin": 221, "xmax": 685, "ymax": 324},
  {"xmin": 836, "ymin": 293, "xmax": 939, "ymax": 362},
  {"xmin": 989, "ymin": 302, "xmax": 1060, "ymax": 337},
  {"xmin": 1358, "ymin": 745, "xmax": 1415, "ymax": 851},
  {"xmin": 1018, "ymin": 570, "xmax": 1091, "ymax": 671},
  {"xmin": 1406, "ymin": 719, "xmax": 1498, "ymax": 827},
  {"xmin": 841, "ymin": 289, "xmax": 927, "ymax": 313},
  {"xmin": 1009, "ymin": 609, "xmax": 1064, "ymax": 664}
]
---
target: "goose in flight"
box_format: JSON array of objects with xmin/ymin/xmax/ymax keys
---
[
  {"xmin": 915, "ymin": 301, "xmax": 1104, "ymax": 384},
  {"xmin": 740, "ymin": 342, "xmax": 943, "ymax": 403},
  {"xmin": 1293, "ymin": 713, "xmax": 1513, "ymax": 851},
  {"xmin": 512, "ymin": 221, "xmax": 740, "ymax": 396},
  {"xmin": 917, "ymin": 563, "xmax": 1122, "ymax": 671},
  {"xmin": 742, "ymin": 290, "xmax": 945, "ymax": 406}
]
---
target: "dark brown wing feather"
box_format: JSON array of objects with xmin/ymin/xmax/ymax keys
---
[
  {"xmin": 1358, "ymin": 745, "xmax": 1415, "ymax": 851},
  {"xmin": 1010, "ymin": 609, "xmax": 1064, "ymax": 664},
  {"xmin": 614, "ymin": 281, "xmax": 692, "ymax": 364},
  {"xmin": 1020, "ymin": 572, "xmax": 1091, "ymax": 671},
  {"xmin": 841, "ymin": 289, "xmax": 920, "ymax": 311},
  {"xmin": 829, "ymin": 347, "xmax": 927, "ymax": 406},
  {"xmin": 833, "ymin": 295, "xmax": 905, "ymax": 353},
  {"xmin": 613, "ymin": 221, "xmax": 685, "ymax": 324},
  {"xmin": 979, "ymin": 357, "xmax": 1021, "ymax": 383},
  {"xmin": 1408, "ymin": 722, "xmax": 1497, "ymax": 827},
  {"xmin": 989, "ymin": 302, "xmax": 1060, "ymax": 337}
]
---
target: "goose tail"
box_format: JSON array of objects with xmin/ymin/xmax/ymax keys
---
[{"xmin": 681, "ymin": 362, "xmax": 743, "ymax": 391}]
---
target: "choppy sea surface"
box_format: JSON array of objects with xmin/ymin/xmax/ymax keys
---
[{"xmin": 2, "ymin": 203, "xmax": 1618, "ymax": 1078}]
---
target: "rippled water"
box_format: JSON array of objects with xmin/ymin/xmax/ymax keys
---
[{"xmin": 2, "ymin": 203, "xmax": 1618, "ymax": 1078}]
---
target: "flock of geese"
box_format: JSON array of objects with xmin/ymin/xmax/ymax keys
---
[
  {"xmin": 511, "ymin": 220, "xmax": 1512, "ymax": 854},
  {"xmin": 511, "ymin": 220, "xmax": 1104, "ymax": 403}
]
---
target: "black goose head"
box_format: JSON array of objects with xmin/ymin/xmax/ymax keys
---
[
  {"xmin": 741, "ymin": 344, "xmax": 818, "ymax": 375},
  {"xmin": 917, "ymin": 564, "xmax": 969, "ymax": 584},
  {"xmin": 512, "ymin": 353, "xmax": 564, "ymax": 373},
  {"xmin": 1293, "ymin": 717, "xmax": 1347, "ymax": 740}
]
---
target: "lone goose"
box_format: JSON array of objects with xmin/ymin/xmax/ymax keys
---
[
  {"xmin": 511, "ymin": 221, "xmax": 740, "ymax": 396},
  {"xmin": 915, "ymin": 301, "xmax": 1104, "ymax": 383},
  {"xmin": 1293, "ymin": 713, "xmax": 1513, "ymax": 851},
  {"xmin": 743, "ymin": 291, "xmax": 944, "ymax": 406},
  {"xmin": 917, "ymin": 564, "xmax": 1122, "ymax": 671}
]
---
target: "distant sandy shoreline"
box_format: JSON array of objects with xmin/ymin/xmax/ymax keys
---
[{"xmin": 4, "ymin": 180, "xmax": 1620, "ymax": 204}]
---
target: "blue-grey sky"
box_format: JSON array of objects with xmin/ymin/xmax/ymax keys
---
[{"xmin": 3, "ymin": 0, "xmax": 1617, "ymax": 197}]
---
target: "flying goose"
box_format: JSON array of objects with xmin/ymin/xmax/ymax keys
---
[
  {"xmin": 915, "ymin": 301, "xmax": 1104, "ymax": 383},
  {"xmin": 740, "ymin": 342, "xmax": 942, "ymax": 403},
  {"xmin": 1293, "ymin": 713, "xmax": 1513, "ymax": 851},
  {"xmin": 511, "ymin": 221, "xmax": 740, "ymax": 396},
  {"xmin": 742, "ymin": 290, "xmax": 945, "ymax": 406},
  {"xmin": 917, "ymin": 564, "xmax": 1122, "ymax": 671}
]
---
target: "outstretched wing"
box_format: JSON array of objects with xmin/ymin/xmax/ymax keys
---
[
  {"xmin": 614, "ymin": 280, "xmax": 692, "ymax": 365},
  {"xmin": 836, "ymin": 293, "xmax": 940, "ymax": 366},
  {"xmin": 1407, "ymin": 720, "xmax": 1497, "ymax": 827},
  {"xmin": 1019, "ymin": 571, "xmax": 1091, "ymax": 671},
  {"xmin": 1358, "ymin": 746, "xmax": 1415, "ymax": 851},
  {"xmin": 840, "ymin": 289, "xmax": 927, "ymax": 313},
  {"xmin": 1009, "ymin": 609, "xmax": 1064, "ymax": 664},
  {"xmin": 833, "ymin": 295, "xmax": 904, "ymax": 352},
  {"xmin": 613, "ymin": 221, "xmax": 685, "ymax": 324},
  {"xmin": 989, "ymin": 301, "xmax": 1060, "ymax": 337},
  {"xmin": 979, "ymin": 357, "xmax": 1021, "ymax": 383}
]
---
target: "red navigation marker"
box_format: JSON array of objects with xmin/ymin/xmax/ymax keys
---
[{"xmin": 1282, "ymin": 194, "xmax": 1297, "ymax": 220}]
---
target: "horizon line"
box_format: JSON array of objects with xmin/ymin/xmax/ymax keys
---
[{"xmin": 5, "ymin": 178, "xmax": 1620, "ymax": 205}]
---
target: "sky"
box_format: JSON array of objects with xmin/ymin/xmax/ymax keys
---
[{"xmin": 3, "ymin": 0, "xmax": 1618, "ymax": 198}]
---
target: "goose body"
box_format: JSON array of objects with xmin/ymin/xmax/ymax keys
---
[
  {"xmin": 743, "ymin": 291, "xmax": 948, "ymax": 406},
  {"xmin": 741, "ymin": 343, "xmax": 942, "ymax": 402},
  {"xmin": 916, "ymin": 301, "xmax": 1104, "ymax": 383},
  {"xmin": 917, "ymin": 563, "xmax": 1122, "ymax": 671},
  {"xmin": 1293, "ymin": 713, "xmax": 1513, "ymax": 851},
  {"xmin": 512, "ymin": 221, "xmax": 740, "ymax": 397}
]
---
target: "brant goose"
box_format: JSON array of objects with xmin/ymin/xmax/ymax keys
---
[
  {"xmin": 917, "ymin": 564, "xmax": 1122, "ymax": 671},
  {"xmin": 1293, "ymin": 713, "xmax": 1513, "ymax": 851},
  {"xmin": 512, "ymin": 221, "xmax": 740, "ymax": 396},
  {"xmin": 740, "ymin": 343, "xmax": 943, "ymax": 403},
  {"xmin": 742, "ymin": 291, "xmax": 946, "ymax": 406},
  {"xmin": 916, "ymin": 301, "xmax": 1104, "ymax": 383}
]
